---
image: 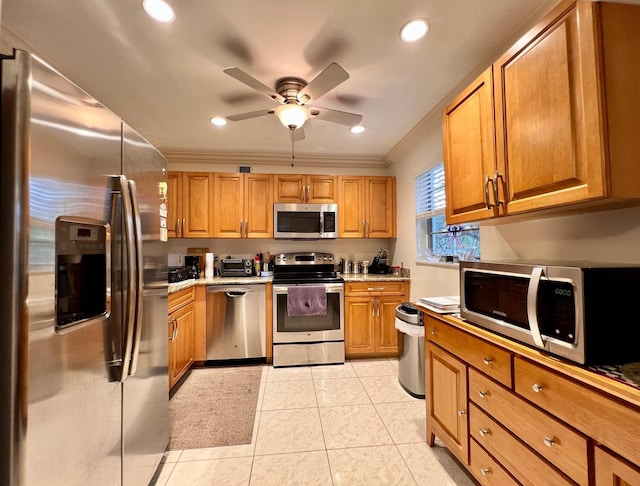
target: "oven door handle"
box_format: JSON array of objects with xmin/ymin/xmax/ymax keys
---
[{"xmin": 527, "ymin": 266, "xmax": 546, "ymax": 348}]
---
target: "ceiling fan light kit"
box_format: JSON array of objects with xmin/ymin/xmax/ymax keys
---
[
  {"xmin": 210, "ymin": 117, "xmax": 227, "ymax": 126},
  {"xmin": 400, "ymin": 18, "xmax": 429, "ymax": 42},
  {"xmin": 275, "ymin": 104, "xmax": 310, "ymax": 130},
  {"xmin": 142, "ymin": 0, "xmax": 175, "ymax": 23}
]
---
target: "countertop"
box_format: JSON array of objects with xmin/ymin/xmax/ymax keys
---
[{"xmin": 168, "ymin": 273, "xmax": 410, "ymax": 294}]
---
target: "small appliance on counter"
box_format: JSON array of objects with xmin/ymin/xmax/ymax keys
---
[
  {"xmin": 184, "ymin": 255, "xmax": 201, "ymax": 279},
  {"xmin": 220, "ymin": 257, "xmax": 253, "ymax": 277},
  {"xmin": 168, "ymin": 266, "xmax": 189, "ymax": 283},
  {"xmin": 370, "ymin": 249, "xmax": 390, "ymax": 274}
]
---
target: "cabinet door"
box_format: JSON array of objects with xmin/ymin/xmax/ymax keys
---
[
  {"xmin": 426, "ymin": 342, "xmax": 469, "ymax": 465},
  {"xmin": 169, "ymin": 302, "xmax": 194, "ymax": 388},
  {"xmin": 595, "ymin": 446, "xmax": 640, "ymax": 486},
  {"xmin": 366, "ymin": 177, "xmax": 396, "ymax": 238},
  {"xmin": 443, "ymin": 69, "xmax": 498, "ymax": 224},
  {"xmin": 494, "ymin": 1, "xmax": 605, "ymax": 215},
  {"xmin": 166, "ymin": 171, "xmax": 183, "ymax": 238},
  {"xmin": 213, "ymin": 172, "xmax": 244, "ymax": 238},
  {"xmin": 274, "ymin": 174, "xmax": 305, "ymax": 203},
  {"xmin": 183, "ymin": 172, "xmax": 214, "ymax": 238},
  {"xmin": 345, "ymin": 297, "xmax": 374, "ymax": 356},
  {"xmin": 376, "ymin": 297, "xmax": 402, "ymax": 353},
  {"xmin": 307, "ymin": 175, "xmax": 337, "ymax": 203},
  {"xmin": 245, "ymin": 174, "xmax": 273, "ymax": 238},
  {"xmin": 338, "ymin": 176, "xmax": 366, "ymax": 238}
]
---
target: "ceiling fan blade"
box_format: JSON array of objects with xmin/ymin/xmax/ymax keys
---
[
  {"xmin": 226, "ymin": 109, "xmax": 274, "ymax": 122},
  {"xmin": 311, "ymin": 107, "xmax": 362, "ymax": 126},
  {"xmin": 224, "ymin": 67, "xmax": 285, "ymax": 103},
  {"xmin": 289, "ymin": 127, "xmax": 305, "ymax": 142},
  {"xmin": 298, "ymin": 63, "xmax": 349, "ymax": 104}
]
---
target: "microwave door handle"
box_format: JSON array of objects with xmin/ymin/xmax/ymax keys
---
[
  {"xmin": 527, "ymin": 266, "xmax": 545, "ymax": 348},
  {"xmin": 319, "ymin": 212, "xmax": 324, "ymax": 234}
]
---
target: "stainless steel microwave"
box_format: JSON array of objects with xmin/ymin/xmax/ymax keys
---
[
  {"xmin": 460, "ymin": 260, "xmax": 640, "ymax": 365},
  {"xmin": 274, "ymin": 203, "xmax": 338, "ymax": 239}
]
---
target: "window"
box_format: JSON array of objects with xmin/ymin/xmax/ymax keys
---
[{"xmin": 415, "ymin": 163, "xmax": 480, "ymax": 262}]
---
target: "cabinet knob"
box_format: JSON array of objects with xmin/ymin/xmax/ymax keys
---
[
  {"xmin": 478, "ymin": 390, "xmax": 488, "ymax": 398},
  {"xmin": 532, "ymin": 383, "xmax": 543, "ymax": 393},
  {"xmin": 430, "ymin": 329, "xmax": 436, "ymax": 335},
  {"xmin": 457, "ymin": 410, "xmax": 466, "ymax": 416},
  {"xmin": 543, "ymin": 437, "xmax": 556, "ymax": 447},
  {"xmin": 480, "ymin": 467, "xmax": 491, "ymax": 476},
  {"xmin": 483, "ymin": 357, "xmax": 492, "ymax": 365},
  {"xmin": 479, "ymin": 428, "xmax": 490, "ymax": 437}
]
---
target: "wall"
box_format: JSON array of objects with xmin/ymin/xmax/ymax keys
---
[{"xmin": 386, "ymin": 110, "xmax": 461, "ymax": 301}]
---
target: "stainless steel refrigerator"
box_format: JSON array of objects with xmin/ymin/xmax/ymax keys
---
[{"xmin": 0, "ymin": 49, "xmax": 169, "ymax": 485}]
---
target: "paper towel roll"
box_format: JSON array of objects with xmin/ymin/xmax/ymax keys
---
[{"xmin": 205, "ymin": 252, "xmax": 214, "ymax": 278}]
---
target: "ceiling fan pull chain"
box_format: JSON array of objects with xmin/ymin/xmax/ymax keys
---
[{"xmin": 291, "ymin": 130, "xmax": 295, "ymax": 167}]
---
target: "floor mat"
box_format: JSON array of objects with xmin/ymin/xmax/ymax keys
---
[{"xmin": 168, "ymin": 366, "xmax": 262, "ymax": 450}]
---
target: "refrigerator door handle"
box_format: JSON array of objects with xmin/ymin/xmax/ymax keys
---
[
  {"xmin": 127, "ymin": 179, "xmax": 144, "ymax": 376},
  {"xmin": 116, "ymin": 175, "xmax": 137, "ymax": 382}
]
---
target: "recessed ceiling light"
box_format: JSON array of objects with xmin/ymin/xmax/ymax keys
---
[
  {"xmin": 142, "ymin": 0, "xmax": 175, "ymax": 23},
  {"xmin": 350, "ymin": 125, "xmax": 365, "ymax": 134},
  {"xmin": 400, "ymin": 18, "xmax": 429, "ymax": 43},
  {"xmin": 210, "ymin": 117, "xmax": 227, "ymax": 126}
]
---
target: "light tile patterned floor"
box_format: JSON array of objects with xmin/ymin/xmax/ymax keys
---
[{"xmin": 155, "ymin": 359, "xmax": 476, "ymax": 485}]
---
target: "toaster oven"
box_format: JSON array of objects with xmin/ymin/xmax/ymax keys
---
[{"xmin": 220, "ymin": 258, "xmax": 253, "ymax": 277}]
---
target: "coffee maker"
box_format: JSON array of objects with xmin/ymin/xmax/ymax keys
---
[{"xmin": 184, "ymin": 255, "xmax": 201, "ymax": 279}]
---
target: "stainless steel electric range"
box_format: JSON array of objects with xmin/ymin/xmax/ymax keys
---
[{"xmin": 271, "ymin": 252, "xmax": 345, "ymax": 367}]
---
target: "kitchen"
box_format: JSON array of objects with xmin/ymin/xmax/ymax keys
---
[{"xmin": 2, "ymin": 0, "xmax": 640, "ymax": 484}]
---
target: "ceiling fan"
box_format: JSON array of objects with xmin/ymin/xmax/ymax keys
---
[{"xmin": 224, "ymin": 62, "xmax": 363, "ymax": 141}]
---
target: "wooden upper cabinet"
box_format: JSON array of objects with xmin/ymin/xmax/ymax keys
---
[
  {"xmin": 366, "ymin": 176, "xmax": 396, "ymax": 238},
  {"xmin": 213, "ymin": 172, "xmax": 273, "ymax": 238},
  {"xmin": 494, "ymin": 0, "xmax": 606, "ymax": 215},
  {"xmin": 166, "ymin": 172, "xmax": 182, "ymax": 238},
  {"xmin": 167, "ymin": 172, "xmax": 213, "ymax": 238},
  {"xmin": 338, "ymin": 176, "xmax": 396, "ymax": 238},
  {"xmin": 444, "ymin": 0, "xmax": 640, "ymax": 224},
  {"xmin": 442, "ymin": 68, "xmax": 498, "ymax": 224},
  {"xmin": 274, "ymin": 174, "xmax": 337, "ymax": 203}
]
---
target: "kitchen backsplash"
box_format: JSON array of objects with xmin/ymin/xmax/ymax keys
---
[{"xmin": 167, "ymin": 238, "xmax": 397, "ymax": 268}]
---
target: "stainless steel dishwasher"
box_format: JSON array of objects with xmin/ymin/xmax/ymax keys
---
[{"xmin": 206, "ymin": 285, "xmax": 266, "ymax": 360}]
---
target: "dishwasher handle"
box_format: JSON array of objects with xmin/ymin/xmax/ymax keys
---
[{"xmin": 207, "ymin": 286, "xmax": 255, "ymax": 296}]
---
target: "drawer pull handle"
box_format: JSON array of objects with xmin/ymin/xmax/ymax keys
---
[
  {"xmin": 478, "ymin": 390, "xmax": 488, "ymax": 398},
  {"xmin": 430, "ymin": 329, "xmax": 436, "ymax": 335},
  {"xmin": 480, "ymin": 467, "xmax": 491, "ymax": 476},
  {"xmin": 483, "ymin": 358, "xmax": 492, "ymax": 365},
  {"xmin": 532, "ymin": 383, "xmax": 543, "ymax": 393},
  {"xmin": 543, "ymin": 437, "xmax": 555, "ymax": 447},
  {"xmin": 479, "ymin": 428, "xmax": 490, "ymax": 437},
  {"xmin": 457, "ymin": 410, "xmax": 466, "ymax": 416}
]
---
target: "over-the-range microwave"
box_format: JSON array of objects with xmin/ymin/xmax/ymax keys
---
[
  {"xmin": 459, "ymin": 260, "xmax": 640, "ymax": 365},
  {"xmin": 273, "ymin": 203, "xmax": 338, "ymax": 239}
]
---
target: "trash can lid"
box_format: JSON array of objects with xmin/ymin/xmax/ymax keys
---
[{"xmin": 398, "ymin": 302, "xmax": 418, "ymax": 315}]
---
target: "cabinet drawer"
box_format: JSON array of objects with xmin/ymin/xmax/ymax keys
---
[
  {"xmin": 594, "ymin": 445, "xmax": 640, "ymax": 486},
  {"xmin": 469, "ymin": 403, "xmax": 574, "ymax": 486},
  {"xmin": 469, "ymin": 368, "xmax": 588, "ymax": 485},
  {"xmin": 469, "ymin": 439, "xmax": 518, "ymax": 486},
  {"xmin": 514, "ymin": 356, "xmax": 640, "ymax": 467},
  {"xmin": 168, "ymin": 286, "xmax": 195, "ymax": 314},
  {"xmin": 344, "ymin": 281, "xmax": 406, "ymax": 296},
  {"xmin": 426, "ymin": 317, "xmax": 512, "ymax": 387}
]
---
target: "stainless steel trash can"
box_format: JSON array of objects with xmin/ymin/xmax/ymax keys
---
[{"xmin": 395, "ymin": 302, "xmax": 425, "ymax": 398}]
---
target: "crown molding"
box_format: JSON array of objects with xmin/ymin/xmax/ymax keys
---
[{"xmin": 162, "ymin": 150, "xmax": 390, "ymax": 169}]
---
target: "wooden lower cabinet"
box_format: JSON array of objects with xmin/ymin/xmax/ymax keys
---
[
  {"xmin": 595, "ymin": 446, "xmax": 640, "ymax": 486},
  {"xmin": 426, "ymin": 342, "xmax": 468, "ymax": 465},
  {"xmin": 168, "ymin": 288, "xmax": 195, "ymax": 389},
  {"xmin": 344, "ymin": 281, "xmax": 407, "ymax": 358},
  {"xmin": 423, "ymin": 312, "xmax": 640, "ymax": 486}
]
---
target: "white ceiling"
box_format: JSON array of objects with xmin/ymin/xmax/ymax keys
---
[{"xmin": 2, "ymin": 0, "xmax": 563, "ymax": 162}]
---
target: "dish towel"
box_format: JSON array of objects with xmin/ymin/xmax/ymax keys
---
[{"xmin": 287, "ymin": 286, "xmax": 327, "ymax": 316}]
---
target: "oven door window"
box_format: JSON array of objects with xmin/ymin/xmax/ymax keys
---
[{"xmin": 276, "ymin": 292, "xmax": 341, "ymax": 333}]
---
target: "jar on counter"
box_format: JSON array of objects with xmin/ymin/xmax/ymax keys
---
[
  {"xmin": 353, "ymin": 261, "xmax": 361, "ymax": 274},
  {"xmin": 361, "ymin": 260, "xmax": 370, "ymax": 274}
]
